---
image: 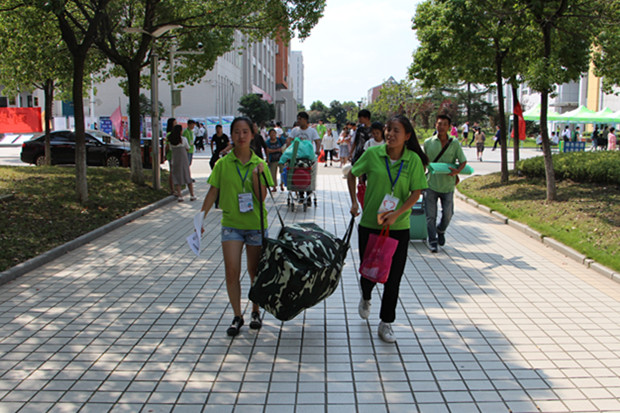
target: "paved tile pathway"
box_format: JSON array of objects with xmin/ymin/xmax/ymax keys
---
[{"xmin": 1, "ymin": 170, "xmax": 619, "ymax": 413}]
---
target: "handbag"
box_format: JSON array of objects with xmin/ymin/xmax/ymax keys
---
[
  {"xmin": 318, "ymin": 149, "xmax": 326, "ymax": 163},
  {"xmin": 249, "ymin": 173, "xmax": 355, "ymax": 321},
  {"xmin": 359, "ymin": 226, "xmax": 398, "ymax": 284}
]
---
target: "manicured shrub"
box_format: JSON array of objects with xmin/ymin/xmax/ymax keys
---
[{"xmin": 517, "ymin": 151, "xmax": 620, "ymax": 185}]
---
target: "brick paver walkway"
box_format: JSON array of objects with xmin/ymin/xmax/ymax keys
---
[{"xmin": 1, "ymin": 172, "xmax": 619, "ymax": 413}]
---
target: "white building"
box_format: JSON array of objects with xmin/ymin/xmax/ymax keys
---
[{"xmin": 290, "ymin": 51, "xmax": 304, "ymax": 107}]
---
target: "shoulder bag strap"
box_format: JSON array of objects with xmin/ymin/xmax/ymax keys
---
[{"xmin": 433, "ymin": 138, "xmax": 453, "ymax": 163}]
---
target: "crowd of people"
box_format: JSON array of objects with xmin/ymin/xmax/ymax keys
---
[
  {"xmin": 187, "ymin": 109, "xmax": 470, "ymax": 344},
  {"xmin": 175, "ymin": 107, "xmax": 617, "ymax": 344}
]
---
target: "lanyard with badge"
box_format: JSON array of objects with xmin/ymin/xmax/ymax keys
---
[
  {"xmin": 378, "ymin": 157, "xmax": 403, "ymax": 214},
  {"xmin": 236, "ymin": 163, "xmax": 253, "ymax": 213}
]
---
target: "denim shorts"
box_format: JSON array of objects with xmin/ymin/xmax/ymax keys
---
[{"xmin": 221, "ymin": 227, "xmax": 266, "ymax": 246}]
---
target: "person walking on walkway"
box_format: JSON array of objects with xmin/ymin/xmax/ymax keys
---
[
  {"xmin": 164, "ymin": 117, "xmax": 177, "ymax": 195},
  {"xmin": 321, "ymin": 127, "xmax": 337, "ymax": 167},
  {"xmin": 200, "ymin": 117, "xmax": 274, "ymax": 337},
  {"xmin": 492, "ymin": 125, "xmax": 501, "ymax": 151},
  {"xmin": 474, "ymin": 127, "xmax": 486, "ymax": 161},
  {"xmin": 265, "ymin": 128, "xmax": 285, "ymax": 190},
  {"xmin": 347, "ymin": 115, "xmax": 428, "ymax": 343},
  {"xmin": 167, "ymin": 125, "xmax": 196, "ymax": 202},
  {"xmin": 423, "ymin": 114, "xmax": 467, "ymax": 253},
  {"xmin": 183, "ymin": 119, "xmax": 197, "ymax": 165},
  {"xmin": 608, "ymin": 127, "xmax": 617, "ymax": 151}
]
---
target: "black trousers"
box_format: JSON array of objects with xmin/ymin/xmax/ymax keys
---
[{"xmin": 358, "ymin": 225, "xmax": 410, "ymax": 323}]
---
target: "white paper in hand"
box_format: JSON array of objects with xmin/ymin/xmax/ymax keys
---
[
  {"xmin": 187, "ymin": 232, "xmax": 201, "ymax": 256},
  {"xmin": 187, "ymin": 211, "xmax": 205, "ymax": 257}
]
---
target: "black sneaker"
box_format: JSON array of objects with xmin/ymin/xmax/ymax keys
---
[
  {"xmin": 226, "ymin": 316, "xmax": 244, "ymax": 337},
  {"xmin": 249, "ymin": 311, "xmax": 262, "ymax": 329},
  {"xmin": 430, "ymin": 242, "xmax": 438, "ymax": 253},
  {"xmin": 306, "ymin": 197, "xmax": 312, "ymax": 206},
  {"xmin": 438, "ymin": 232, "xmax": 446, "ymax": 246}
]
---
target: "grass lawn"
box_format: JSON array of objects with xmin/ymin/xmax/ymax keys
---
[
  {"xmin": 0, "ymin": 166, "xmax": 170, "ymax": 273},
  {"xmin": 458, "ymin": 173, "xmax": 620, "ymax": 273}
]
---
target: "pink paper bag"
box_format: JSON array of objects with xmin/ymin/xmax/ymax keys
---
[{"xmin": 359, "ymin": 226, "xmax": 398, "ymax": 284}]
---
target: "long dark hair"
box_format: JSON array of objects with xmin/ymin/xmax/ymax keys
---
[
  {"xmin": 166, "ymin": 117, "xmax": 176, "ymax": 135},
  {"xmin": 389, "ymin": 115, "xmax": 429, "ymax": 166},
  {"xmin": 168, "ymin": 124, "xmax": 182, "ymax": 146}
]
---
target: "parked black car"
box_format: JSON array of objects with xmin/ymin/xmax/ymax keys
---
[{"xmin": 20, "ymin": 130, "xmax": 131, "ymax": 167}]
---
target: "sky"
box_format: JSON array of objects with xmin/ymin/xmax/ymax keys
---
[{"xmin": 290, "ymin": 0, "xmax": 423, "ymax": 107}]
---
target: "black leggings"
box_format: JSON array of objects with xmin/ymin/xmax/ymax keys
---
[
  {"xmin": 324, "ymin": 149, "xmax": 335, "ymax": 161},
  {"xmin": 358, "ymin": 225, "xmax": 410, "ymax": 323}
]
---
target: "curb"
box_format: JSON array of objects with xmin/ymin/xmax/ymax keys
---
[
  {"xmin": 0, "ymin": 195, "xmax": 177, "ymax": 287},
  {"xmin": 454, "ymin": 190, "xmax": 618, "ymax": 283}
]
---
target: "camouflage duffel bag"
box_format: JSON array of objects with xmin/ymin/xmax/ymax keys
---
[{"xmin": 249, "ymin": 217, "xmax": 355, "ymax": 321}]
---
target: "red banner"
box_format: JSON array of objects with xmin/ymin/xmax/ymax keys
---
[{"xmin": 0, "ymin": 107, "xmax": 43, "ymax": 133}]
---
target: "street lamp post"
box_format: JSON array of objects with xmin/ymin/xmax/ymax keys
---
[{"xmin": 150, "ymin": 52, "xmax": 161, "ymax": 190}]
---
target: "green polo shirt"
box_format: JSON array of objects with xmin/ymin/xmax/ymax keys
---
[
  {"xmin": 316, "ymin": 123, "xmax": 326, "ymax": 139},
  {"xmin": 423, "ymin": 136, "xmax": 466, "ymax": 193},
  {"xmin": 208, "ymin": 151, "xmax": 274, "ymax": 230},
  {"xmin": 183, "ymin": 128, "xmax": 195, "ymax": 154},
  {"xmin": 351, "ymin": 144, "xmax": 428, "ymax": 230}
]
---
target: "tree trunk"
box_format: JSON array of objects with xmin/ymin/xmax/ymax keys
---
[
  {"xmin": 511, "ymin": 84, "xmax": 520, "ymax": 169},
  {"xmin": 494, "ymin": 48, "xmax": 509, "ymax": 183},
  {"xmin": 127, "ymin": 68, "xmax": 145, "ymax": 185},
  {"xmin": 43, "ymin": 78, "xmax": 54, "ymax": 166},
  {"xmin": 540, "ymin": 23, "xmax": 557, "ymax": 202},
  {"xmin": 73, "ymin": 55, "xmax": 88, "ymax": 204}
]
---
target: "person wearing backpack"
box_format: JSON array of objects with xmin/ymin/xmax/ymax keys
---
[{"xmin": 423, "ymin": 114, "xmax": 467, "ymax": 253}]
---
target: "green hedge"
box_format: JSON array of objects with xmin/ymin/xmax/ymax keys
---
[{"xmin": 517, "ymin": 151, "xmax": 620, "ymax": 185}]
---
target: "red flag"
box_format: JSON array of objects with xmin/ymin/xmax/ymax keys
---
[
  {"xmin": 110, "ymin": 105, "xmax": 123, "ymax": 139},
  {"xmin": 511, "ymin": 101, "xmax": 526, "ymax": 141}
]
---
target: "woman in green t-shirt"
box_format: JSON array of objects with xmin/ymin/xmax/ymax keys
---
[
  {"xmin": 200, "ymin": 117, "xmax": 273, "ymax": 337},
  {"xmin": 347, "ymin": 115, "xmax": 429, "ymax": 343}
]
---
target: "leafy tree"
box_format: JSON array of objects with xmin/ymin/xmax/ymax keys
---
[
  {"xmin": 0, "ymin": 2, "xmax": 71, "ymax": 166},
  {"xmin": 520, "ymin": 0, "xmax": 606, "ymax": 201},
  {"xmin": 238, "ymin": 93, "xmax": 275, "ymax": 125},
  {"xmin": 410, "ymin": 0, "xmax": 532, "ymax": 183},
  {"xmin": 367, "ymin": 80, "xmax": 415, "ymax": 123},
  {"xmin": 24, "ymin": 0, "xmax": 113, "ymax": 204},
  {"xmin": 328, "ymin": 100, "xmax": 347, "ymax": 129},
  {"xmin": 94, "ymin": 0, "xmax": 326, "ymax": 185},
  {"xmin": 592, "ymin": 4, "xmax": 620, "ymax": 93}
]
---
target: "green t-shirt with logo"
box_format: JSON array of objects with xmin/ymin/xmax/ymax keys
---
[
  {"xmin": 208, "ymin": 151, "xmax": 274, "ymax": 230},
  {"xmin": 351, "ymin": 144, "xmax": 428, "ymax": 230},
  {"xmin": 423, "ymin": 136, "xmax": 467, "ymax": 193},
  {"xmin": 183, "ymin": 128, "xmax": 195, "ymax": 154}
]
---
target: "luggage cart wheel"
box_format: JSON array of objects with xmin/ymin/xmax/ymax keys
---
[
  {"xmin": 291, "ymin": 203, "xmax": 295, "ymax": 212},
  {"xmin": 303, "ymin": 203, "xmax": 307, "ymax": 212}
]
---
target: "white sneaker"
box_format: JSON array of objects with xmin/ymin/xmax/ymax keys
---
[
  {"xmin": 378, "ymin": 321, "xmax": 396, "ymax": 343},
  {"xmin": 358, "ymin": 298, "xmax": 371, "ymax": 319}
]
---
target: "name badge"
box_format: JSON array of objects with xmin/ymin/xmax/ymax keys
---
[
  {"xmin": 238, "ymin": 192, "xmax": 253, "ymax": 213},
  {"xmin": 378, "ymin": 194, "xmax": 399, "ymax": 214}
]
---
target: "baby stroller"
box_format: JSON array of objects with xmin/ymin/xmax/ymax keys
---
[{"xmin": 282, "ymin": 140, "xmax": 318, "ymax": 212}]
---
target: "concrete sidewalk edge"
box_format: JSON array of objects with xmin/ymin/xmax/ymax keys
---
[
  {"xmin": 0, "ymin": 195, "xmax": 177, "ymax": 287},
  {"xmin": 455, "ymin": 190, "xmax": 619, "ymax": 283}
]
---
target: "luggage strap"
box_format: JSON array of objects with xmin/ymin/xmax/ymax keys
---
[{"xmin": 257, "ymin": 171, "xmax": 356, "ymax": 252}]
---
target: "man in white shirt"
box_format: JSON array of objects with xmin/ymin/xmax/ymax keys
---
[
  {"xmin": 289, "ymin": 111, "xmax": 320, "ymax": 206},
  {"xmin": 289, "ymin": 111, "xmax": 321, "ymax": 154},
  {"xmin": 275, "ymin": 121, "xmax": 284, "ymax": 138}
]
